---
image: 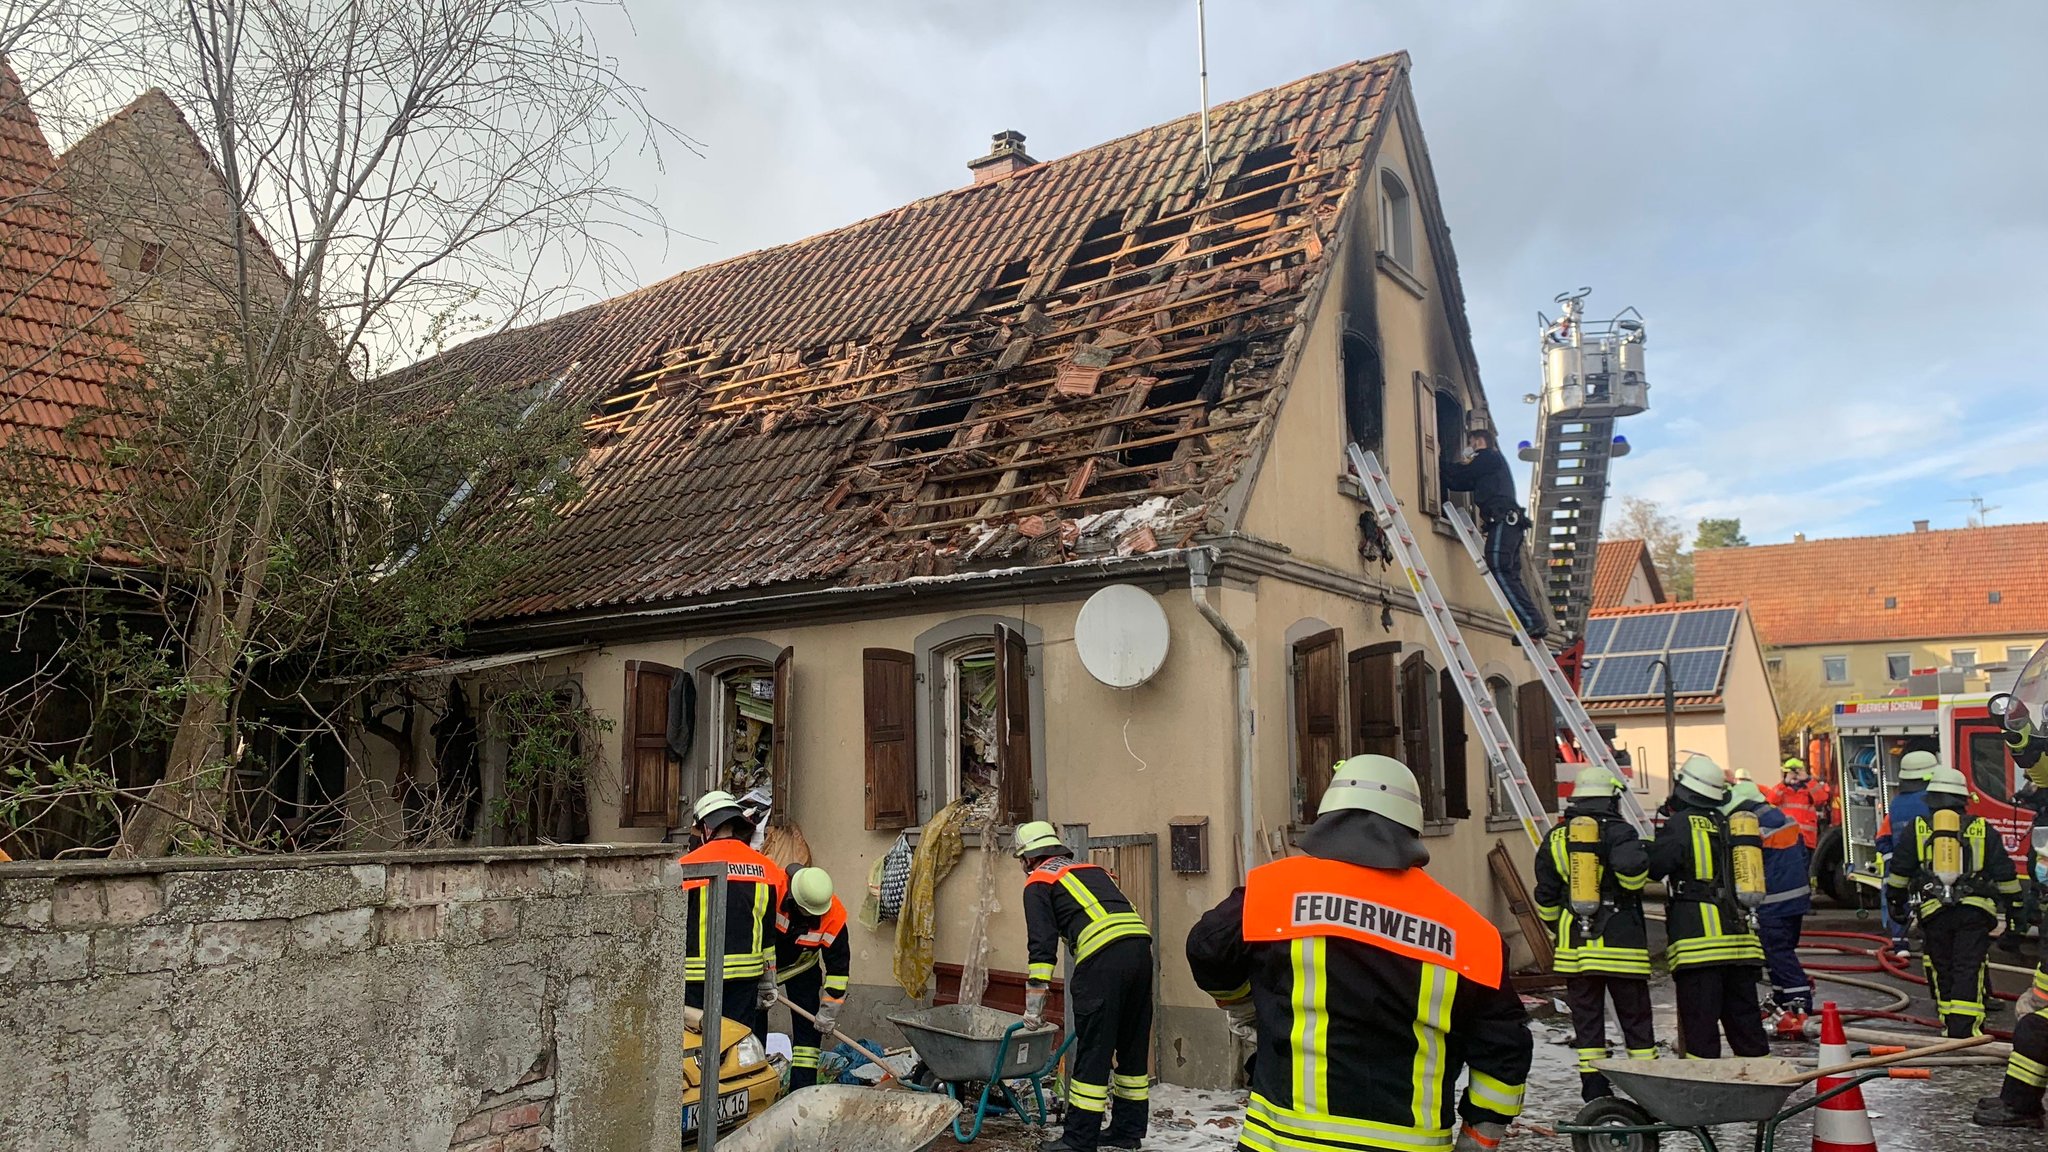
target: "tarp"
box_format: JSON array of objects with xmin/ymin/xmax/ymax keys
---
[{"xmin": 893, "ymin": 800, "xmax": 971, "ymax": 998}]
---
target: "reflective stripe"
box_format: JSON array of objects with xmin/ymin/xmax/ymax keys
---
[
  {"xmin": 1574, "ymin": 1047, "xmax": 1607, "ymax": 1074},
  {"xmin": 778, "ymin": 951, "xmax": 821, "ymax": 983},
  {"xmin": 1207, "ymin": 979, "xmax": 1253, "ymax": 1006},
  {"xmin": 1069, "ymin": 1080, "xmax": 1109, "ymax": 1113},
  {"xmin": 1290, "ymin": 938, "xmax": 1329, "ymax": 1113},
  {"xmin": 1244, "ymin": 1093, "xmax": 1453, "ymax": 1152},
  {"xmin": 791, "ymin": 1047, "xmax": 821, "ymax": 1069},
  {"xmin": 1553, "ymin": 946, "xmax": 1653, "ymax": 977},
  {"xmin": 1761, "ymin": 888, "xmax": 1808, "ymax": 906},
  {"xmin": 1466, "ymin": 1070, "xmax": 1525, "ymax": 1119},
  {"xmin": 1410, "ymin": 965, "xmax": 1455, "ymax": 1130},
  {"xmin": 1113, "ymin": 1073, "xmax": 1151, "ymax": 1100},
  {"xmin": 1028, "ymin": 962, "xmax": 1056, "ymax": 982},
  {"xmin": 1076, "ymin": 911, "xmax": 1152, "ymax": 960},
  {"xmin": 1535, "ymin": 904, "xmax": 1562, "ymax": 923},
  {"xmin": 687, "ymin": 956, "xmax": 767, "ymax": 979},
  {"xmin": 1615, "ymin": 870, "xmax": 1648, "ymax": 892},
  {"xmin": 2010, "ymin": 1051, "xmax": 2048, "ymax": 1088},
  {"xmin": 1626, "ymin": 1048, "xmax": 1657, "ymax": 1061},
  {"xmin": 1691, "ymin": 818, "xmax": 1716, "ymax": 884},
  {"xmin": 2034, "ymin": 968, "xmax": 2048, "ymax": 999},
  {"xmin": 822, "ymin": 975, "xmax": 848, "ymax": 997}
]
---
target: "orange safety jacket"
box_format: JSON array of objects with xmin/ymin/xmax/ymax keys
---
[
  {"xmin": 679, "ymin": 836, "xmax": 787, "ymax": 981},
  {"xmin": 776, "ymin": 895, "xmax": 851, "ymax": 1003},
  {"xmin": 1767, "ymin": 781, "xmax": 1831, "ymax": 849}
]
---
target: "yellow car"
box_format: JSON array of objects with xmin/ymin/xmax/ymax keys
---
[{"xmin": 682, "ymin": 1007, "xmax": 783, "ymax": 1139}]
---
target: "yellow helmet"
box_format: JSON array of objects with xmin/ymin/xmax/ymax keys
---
[
  {"xmin": 1573, "ymin": 764, "xmax": 1623, "ymax": 798},
  {"xmin": 1012, "ymin": 821, "xmax": 1068, "ymax": 859},
  {"xmin": 1782, "ymin": 757, "xmax": 1807, "ymax": 772},
  {"xmin": 1318, "ymin": 755, "xmax": 1424, "ymax": 833},
  {"xmin": 1899, "ymin": 750, "xmax": 1940, "ymax": 782},
  {"xmin": 1676, "ymin": 753, "xmax": 1730, "ymax": 803},
  {"xmin": 790, "ymin": 866, "xmax": 835, "ymax": 916}
]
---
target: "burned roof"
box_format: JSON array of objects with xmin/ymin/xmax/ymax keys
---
[{"xmin": 404, "ymin": 56, "xmax": 1413, "ymax": 622}]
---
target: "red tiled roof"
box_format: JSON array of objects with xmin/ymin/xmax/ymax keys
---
[
  {"xmin": 1588, "ymin": 598, "xmax": 1745, "ymax": 620},
  {"xmin": 405, "ymin": 56, "xmax": 1427, "ymax": 623},
  {"xmin": 1693, "ymin": 523, "xmax": 2048, "ymax": 647},
  {"xmin": 0, "ymin": 59, "xmax": 148, "ymax": 557},
  {"xmin": 1591, "ymin": 538, "xmax": 1662, "ymax": 610}
]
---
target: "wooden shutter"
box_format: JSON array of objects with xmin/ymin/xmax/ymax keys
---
[
  {"xmin": 1439, "ymin": 668, "xmax": 1470, "ymax": 820},
  {"xmin": 995, "ymin": 625, "xmax": 1035, "ymax": 825},
  {"xmin": 862, "ymin": 649, "xmax": 917, "ymax": 830},
  {"xmin": 1348, "ymin": 642, "xmax": 1401, "ymax": 759},
  {"xmin": 768, "ymin": 646, "xmax": 794, "ymax": 826},
  {"xmin": 620, "ymin": 660, "xmax": 679, "ymax": 828},
  {"xmin": 1517, "ymin": 679, "xmax": 1560, "ymax": 816},
  {"xmin": 1415, "ymin": 371, "xmax": 1441, "ymax": 516},
  {"xmin": 1399, "ymin": 651, "xmax": 1442, "ymax": 820},
  {"xmin": 1292, "ymin": 628, "xmax": 1346, "ymax": 822}
]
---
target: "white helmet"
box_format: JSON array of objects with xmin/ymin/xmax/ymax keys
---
[
  {"xmin": 1722, "ymin": 780, "xmax": 1766, "ymax": 814},
  {"xmin": 790, "ymin": 867, "xmax": 835, "ymax": 916},
  {"xmin": 1899, "ymin": 750, "xmax": 1940, "ymax": 782},
  {"xmin": 692, "ymin": 789, "xmax": 747, "ymax": 830},
  {"xmin": 1573, "ymin": 764, "xmax": 1623, "ymax": 798},
  {"xmin": 1012, "ymin": 821, "xmax": 1068, "ymax": 859},
  {"xmin": 1926, "ymin": 765, "xmax": 1970, "ymax": 798},
  {"xmin": 1675, "ymin": 753, "xmax": 1730, "ymax": 803},
  {"xmin": 1319, "ymin": 755, "xmax": 1424, "ymax": 833}
]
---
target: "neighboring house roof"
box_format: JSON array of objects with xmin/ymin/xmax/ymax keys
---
[
  {"xmin": 1693, "ymin": 522, "xmax": 2048, "ymax": 647},
  {"xmin": 0, "ymin": 59, "xmax": 148, "ymax": 558},
  {"xmin": 1579, "ymin": 599, "xmax": 1749, "ymax": 712},
  {"xmin": 399, "ymin": 55, "xmax": 1438, "ymax": 624},
  {"xmin": 1590, "ymin": 538, "xmax": 1663, "ymax": 610}
]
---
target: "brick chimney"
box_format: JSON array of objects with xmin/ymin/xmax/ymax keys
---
[
  {"xmin": 1913, "ymin": 519, "xmax": 1930, "ymax": 533},
  {"xmin": 1793, "ymin": 532, "xmax": 1806, "ymax": 543},
  {"xmin": 967, "ymin": 130, "xmax": 1038, "ymax": 185}
]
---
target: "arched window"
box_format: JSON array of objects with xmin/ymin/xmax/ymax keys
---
[{"xmin": 1379, "ymin": 168, "xmax": 1414, "ymax": 269}]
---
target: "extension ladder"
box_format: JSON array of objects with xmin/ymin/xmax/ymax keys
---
[{"xmin": 1441, "ymin": 502, "xmax": 1654, "ymax": 836}]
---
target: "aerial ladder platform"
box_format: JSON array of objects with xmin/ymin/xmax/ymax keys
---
[
  {"xmin": 1348, "ymin": 445, "xmax": 1653, "ymax": 843},
  {"xmin": 1517, "ymin": 289, "xmax": 1651, "ymax": 641}
]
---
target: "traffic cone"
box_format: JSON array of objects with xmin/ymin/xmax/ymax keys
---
[{"xmin": 1811, "ymin": 1001, "xmax": 1879, "ymax": 1152}]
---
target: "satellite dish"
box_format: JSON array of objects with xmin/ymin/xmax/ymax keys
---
[{"xmin": 1075, "ymin": 584, "xmax": 1171, "ymax": 689}]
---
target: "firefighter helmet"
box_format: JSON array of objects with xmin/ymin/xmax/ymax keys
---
[
  {"xmin": 692, "ymin": 789, "xmax": 747, "ymax": 830},
  {"xmin": 1722, "ymin": 780, "xmax": 1767, "ymax": 814},
  {"xmin": 791, "ymin": 866, "xmax": 835, "ymax": 916},
  {"xmin": 1783, "ymin": 757, "xmax": 1807, "ymax": 772},
  {"xmin": 1926, "ymin": 765, "xmax": 1970, "ymax": 798},
  {"xmin": 1900, "ymin": 750, "xmax": 1941, "ymax": 782},
  {"xmin": 1676, "ymin": 753, "xmax": 1730, "ymax": 803},
  {"xmin": 1573, "ymin": 763, "xmax": 1623, "ymax": 798},
  {"xmin": 1319, "ymin": 755, "xmax": 1425, "ymax": 833},
  {"xmin": 1011, "ymin": 821, "xmax": 1068, "ymax": 859}
]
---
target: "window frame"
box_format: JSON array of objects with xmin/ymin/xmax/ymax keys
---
[
  {"xmin": 1485, "ymin": 675, "xmax": 1516, "ymax": 818},
  {"xmin": 2010, "ymin": 645, "xmax": 2037, "ymax": 667},
  {"xmin": 679, "ymin": 637, "xmax": 790, "ymax": 823},
  {"xmin": 1885, "ymin": 653, "xmax": 1911, "ymax": 682},
  {"xmin": 912, "ymin": 616, "xmax": 1046, "ymax": 827},
  {"xmin": 1378, "ymin": 167, "xmax": 1414, "ymax": 270},
  {"xmin": 1951, "ymin": 648, "xmax": 1979, "ymax": 673},
  {"xmin": 1822, "ymin": 655, "xmax": 1850, "ymax": 685}
]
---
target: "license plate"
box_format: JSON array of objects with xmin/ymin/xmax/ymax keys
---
[{"xmin": 681, "ymin": 1090, "xmax": 752, "ymax": 1135}]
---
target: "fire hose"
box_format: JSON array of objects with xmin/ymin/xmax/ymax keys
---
[{"xmin": 1798, "ymin": 928, "xmax": 2024, "ymax": 1047}]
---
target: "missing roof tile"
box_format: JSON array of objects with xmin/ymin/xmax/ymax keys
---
[
  {"xmin": 972, "ymin": 258, "xmax": 1034, "ymax": 311},
  {"xmin": 1218, "ymin": 141, "xmax": 1295, "ymax": 219},
  {"xmin": 1056, "ymin": 212, "xmax": 1130, "ymax": 291}
]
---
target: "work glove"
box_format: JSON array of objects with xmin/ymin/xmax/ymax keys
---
[
  {"xmin": 1021, "ymin": 981, "xmax": 1049, "ymax": 1029},
  {"xmin": 1452, "ymin": 1121, "xmax": 1507, "ymax": 1152},
  {"xmin": 757, "ymin": 974, "xmax": 779, "ymax": 1010},
  {"xmin": 1224, "ymin": 1000, "xmax": 1259, "ymax": 1044},
  {"xmin": 2018, "ymin": 987, "xmax": 2047, "ymax": 1019},
  {"xmin": 814, "ymin": 998, "xmax": 842, "ymax": 1037}
]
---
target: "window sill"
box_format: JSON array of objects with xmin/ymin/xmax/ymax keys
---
[
  {"xmin": 1377, "ymin": 253, "xmax": 1427, "ymax": 300},
  {"xmin": 1420, "ymin": 819, "xmax": 1460, "ymax": 839},
  {"xmin": 1486, "ymin": 815, "xmax": 1526, "ymax": 834}
]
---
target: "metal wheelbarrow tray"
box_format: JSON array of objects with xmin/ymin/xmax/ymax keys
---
[
  {"xmin": 1591, "ymin": 1057, "xmax": 1805, "ymax": 1126},
  {"xmin": 712, "ymin": 1086, "xmax": 963, "ymax": 1152},
  {"xmin": 888, "ymin": 1004, "xmax": 1063, "ymax": 1084}
]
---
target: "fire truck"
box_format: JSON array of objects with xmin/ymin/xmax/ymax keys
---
[{"xmin": 1825, "ymin": 667, "xmax": 2031, "ymax": 905}]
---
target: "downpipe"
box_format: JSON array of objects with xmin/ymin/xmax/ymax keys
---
[{"xmin": 1190, "ymin": 548, "xmax": 1257, "ymax": 882}]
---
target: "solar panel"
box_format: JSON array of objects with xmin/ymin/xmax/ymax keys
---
[
  {"xmin": 1668, "ymin": 649, "xmax": 1726, "ymax": 694},
  {"xmin": 1670, "ymin": 609, "xmax": 1738, "ymax": 652},
  {"xmin": 1583, "ymin": 618, "xmax": 1616, "ymax": 655},
  {"xmin": 1608, "ymin": 614, "xmax": 1675, "ymax": 655},
  {"xmin": 1587, "ymin": 654, "xmax": 1661, "ymax": 698}
]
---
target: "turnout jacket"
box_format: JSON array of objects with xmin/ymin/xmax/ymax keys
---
[
  {"xmin": 1737, "ymin": 800, "xmax": 1811, "ymax": 921},
  {"xmin": 1648, "ymin": 800, "xmax": 1765, "ymax": 969},
  {"xmin": 1886, "ymin": 807, "xmax": 2020, "ymax": 921},
  {"xmin": 1531, "ymin": 800, "xmax": 1652, "ymax": 976},
  {"xmin": 678, "ymin": 836, "xmax": 787, "ymax": 981},
  {"xmin": 1024, "ymin": 858, "xmax": 1152, "ymax": 983},
  {"xmin": 774, "ymin": 889, "xmax": 851, "ymax": 1005},
  {"xmin": 1188, "ymin": 855, "xmax": 1532, "ymax": 1152}
]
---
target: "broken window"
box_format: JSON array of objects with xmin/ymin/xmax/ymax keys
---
[
  {"xmin": 1342, "ymin": 334, "xmax": 1384, "ymax": 453},
  {"xmin": 1435, "ymin": 383, "xmax": 1465, "ymax": 500},
  {"xmin": 939, "ymin": 640, "xmax": 1001, "ymax": 809},
  {"xmin": 710, "ymin": 662, "xmax": 778, "ymax": 800}
]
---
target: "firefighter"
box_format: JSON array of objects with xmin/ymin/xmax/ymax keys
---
[
  {"xmin": 776, "ymin": 866, "xmax": 850, "ymax": 1090},
  {"xmin": 1648, "ymin": 753, "xmax": 1770, "ymax": 1059},
  {"xmin": 678, "ymin": 790, "xmax": 787, "ymax": 1036},
  {"xmin": 1764, "ymin": 757, "xmax": 1831, "ymax": 850},
  {"xmin": 1442, "ymin": 426, "xmax": 1546, "ymax": 640},
  {"xmin": 1975, "ymin": 805, "xmax": 2048, "ymax": 1128},
  {"xmin": 1015, "ymin": 821, "xmax": 1154, "ymax": 1152},
  {"xmin": 1188, "ymin": 755, "xmax": 1533, "ymax": 1152},
  {"xmin": 1887, "ymin": 766, "xmax": 2021, "ymax": 1038},
  {"xmin": 1725, "ymin": 780, "xmax": 1813, "ymax": 1036},
  {"xmin": 1532, "ymin": 764, "xmax": 1654, "ymax": 1102},
  {"xmin": 1875, "ymin": 749, "xmax": 1940, "ymax": 952}
]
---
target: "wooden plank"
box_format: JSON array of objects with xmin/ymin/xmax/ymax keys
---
[{"xmin": 1488, "ymin": 839, "xmax": 1555, "ymax": 974}]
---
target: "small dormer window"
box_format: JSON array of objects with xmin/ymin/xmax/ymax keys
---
[
  {"xmin": 1378, "ymin": 169, "xmax": 1413, "ymax": 269},
  {"xmin": 1990, "ymin": 590, "xmax": 2003, "ymax": 604}
]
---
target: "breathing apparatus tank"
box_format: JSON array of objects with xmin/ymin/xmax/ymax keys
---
[
  {"xmin": 1932, "ymin": 806, "xmax": 1965, "ymax": 904},
  {"xmin": 1567, "ymin": 816, "xmax": 1603, "ymax": 926},
  {"xmin": 1726, "ymin": 810, "xmax": 1766, "ymax": 926}
]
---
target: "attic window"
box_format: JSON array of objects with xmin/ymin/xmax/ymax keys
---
[
  {"xmin": 1379, "ymin": 169, "xmax": 1414, "ymax": 269},
  {"xmin": 1055, "ymin": 213, "xmax": 1129, "ymax": 291},
  {"xmin": 1219, "ymin": 143, "xmax": 1295, "ymax": 219},
  {"xmin": 972, "ymin": 259, "xmax": 1033, "ymax": 311},
  {"xmin": 123, "ymin": 238, "xmax": 166, "ymax": 274},
  {"xmin": 1884, "ymin": 596, "xmax": 1897, "ymax": 609},
  {"xmin": 1990, "ymin": 590, "xmax": 2003, "ymax": 604}
]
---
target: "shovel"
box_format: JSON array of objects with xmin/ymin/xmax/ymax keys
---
[
  {"xmin": 1787, "ymin": 1033, "xmax": 1995, "ymax": 1086},
  {"xmin": 777, "ymin": 993, "xmax": 909, "ymax": 1089}
]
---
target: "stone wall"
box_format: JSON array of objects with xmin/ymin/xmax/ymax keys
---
[{"xmin": 0, "ymin": 845, "xmax": 684, "ymax": 1152}]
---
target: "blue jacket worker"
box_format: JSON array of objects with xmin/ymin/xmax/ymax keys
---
[{"xmin": 1726, "ymin": 780, "xmax": 1811, "ymax": 1035}]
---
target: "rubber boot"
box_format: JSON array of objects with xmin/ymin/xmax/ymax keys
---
[
  {"xmin": 1973, "ymin": 1092, "xmax": 2046, "ymax": 1129},
  {"xmin": 1580, "ymin": 1072, "xmax": 1614, "ymax": 1102}
]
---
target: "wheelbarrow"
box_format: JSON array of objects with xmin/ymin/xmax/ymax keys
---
[
  {"xmin": 710, "ymin": 1085, "xmax": 964, "ymax": 1152},
  {"xmin": 887, "ymin": 1004, "xmax": 1075, "ymax": 1144},
  {"xmin": 1560, "ymin": 1035, "xmax": 1993, "ymax": 1152}
]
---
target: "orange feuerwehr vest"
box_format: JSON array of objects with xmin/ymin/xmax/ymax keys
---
[
  {"xmin": 793, "ymin": 897, "xmax": 848, "ymax": 949},
  {"xmin": 679, "ymin": 836, "xmax": 788, "ymax": 900},
  {"xmin": 1242, "ymin": 854, "xmax": 1504, "ymax": 988}
]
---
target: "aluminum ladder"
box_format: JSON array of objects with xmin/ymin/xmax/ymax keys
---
[
  {"xmin": 1441, "ymin": 500, "xmax": 1654, "ymax": 835},
  {"xmin": 1347, "ymin": 445, "xmax": 1556, "ymax": 847}
]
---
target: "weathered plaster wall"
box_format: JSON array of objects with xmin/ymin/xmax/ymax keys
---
[{"xmin": 0, "ymin": 845, "xmax": 683, "ymax": 1152}]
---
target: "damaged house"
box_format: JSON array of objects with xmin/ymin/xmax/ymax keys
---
[{"xmin": 360, "ymin": 54, "xmax": 1562, "ymax": 1089}]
